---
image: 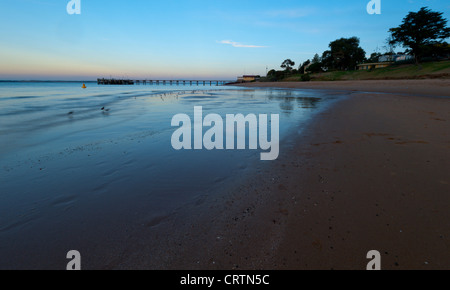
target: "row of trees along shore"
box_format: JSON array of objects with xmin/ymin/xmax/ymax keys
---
[{"xmin": 266, "ymin": 7, "xmax": 450, "ymax": 82}]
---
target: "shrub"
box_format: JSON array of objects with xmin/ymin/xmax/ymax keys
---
[{"xmin": 301, "ymin": 74, "xmax": 311, "ymax": 82}]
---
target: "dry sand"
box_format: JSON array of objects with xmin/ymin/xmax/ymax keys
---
[{"xmin": 115, "ymin": 80, "xmax": 449, "ymax": 270}]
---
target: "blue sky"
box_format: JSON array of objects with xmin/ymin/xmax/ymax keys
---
[{"xmin": 0, "ymin": 0, "xmax": 449, "ymax": 80}]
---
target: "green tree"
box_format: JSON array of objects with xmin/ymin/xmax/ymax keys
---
[
  {"xmin": 307, "ymin": 53, "xmax": 323, "ymax": 73},
  {"xmin": 367, "ymin": 52, "xmax": 382, "ymax": 63},
  {"xmin": 389, "ymin": 7, "xmax": 450, "ymax": 64},
  {"xmin": 308, "ymin": 63, "xmax": 323, "ymax": 73},
  {"xmin": 328, "ymin": 37, "xmax": 366, "ymax": 70},
  {"xmin": 266, "ymin": 69, "xmax": 285, "ymax": 82},
  {"xmin": 311, "ymin": 53, "xmax": 321, "ymax": 64},
  {"xmin": 431, "ymin": 43, "xmax": 450, "ymax": 58},
  {"xmin": 281, "ymin": 59, "xmax": 295, "ymax": 71},
  {"xmin": 321, "ymin": 51, "xmax": 333, "ymax": 69}
]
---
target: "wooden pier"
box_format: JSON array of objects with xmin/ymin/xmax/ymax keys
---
[
  {"xmin": 97, "ymin": 78, "xmax": 230, "ymax": 86},
  {"xmin": 97, "ymin": 78, "xmax": 135, "ymax": 85}
]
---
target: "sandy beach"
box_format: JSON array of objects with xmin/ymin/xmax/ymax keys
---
[
  {"xmin": 1, "ymin": 80, "xmax": 448, "ymax": 270},
  {"xmin": 116, "ymin": 79, "xmax": 450, "ymax": 270},
  {"xmin": 258, "ymin": 80, "xmax": 450, "ymax": 269},
  {"xmin": 231, "ymin": 79, "xmax": 450, "ymax": 97}
]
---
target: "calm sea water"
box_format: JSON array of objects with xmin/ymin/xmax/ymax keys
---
[{"xmin": 0, "ymin": 81, "xmax": 343, "ymax": 269}]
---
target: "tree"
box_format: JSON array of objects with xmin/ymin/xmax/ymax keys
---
[
  {"xmin": 321, "ymin": 50, "xmax": 333, "ymax": 69},
  {"xmin": 266, "ymin": 69, "xmax": 285, "ymax": 81},
  {"xmin": 311, "ymin": 53, "xmax": 321, "ymax": 64},
  {"xmin": 389, "ymin": 7, "xmax": 450, "ymax": 64},
  {"xmin": 431, "ymin": 43, "xmax": 450, "ymax": 58},
  {"xmin": 267, "ymin": 69, "xmax": 277, "ymax": 77},
  {"xmin": 307, "ymin": 53, "xmax": 323, "ymax": 73},
  {"xmin": 281, "ymin": 59, "xmax": 295, "ymax": 71},
  {"xmin": 327, "ymin": 37, "xmax": 366, "ymax": 70},
  {"xmin": 383, "ymin": 35, "xmax": 397, "ymax": 55},
  {"xmin": 367, "ymin": 52, "xmax": 382, "ymax": 63}
]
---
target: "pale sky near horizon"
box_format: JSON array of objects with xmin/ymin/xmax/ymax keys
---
[{"xmin": 0, "ymin": 0, "xmax": 449, "ymax": 80}]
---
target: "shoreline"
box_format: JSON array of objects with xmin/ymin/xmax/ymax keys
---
[
  {"xmin": 129, "ymin": 79, "xmax": 450, "ymax": 269},
  {"xmin": 230, "ymin": 79, "xmax": 450, "ymax": 98},
  {"xmin": 3, "ymin": 80, "xmax": 448, "ymax": 269}
]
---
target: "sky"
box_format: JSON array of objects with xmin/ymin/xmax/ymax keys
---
[{"xmin": 0, "ymin": 0, "xmax": 449, "ymax": 80}]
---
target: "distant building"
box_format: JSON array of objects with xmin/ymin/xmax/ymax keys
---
[
  {"xmin": 303, "ymin": 63, "xmax": 313, "ymax": 74},
  {"xmin": 237, "ymin": 75, "xmax": 261, "ymax": 82},
  {"xmin": 393, "ymin": 55, "xmax": 415, "ymax": 62},
  {"xmin": 379, "ymin": 54, "xmax": 415, "ymax": 63},
  {"xmin": 357, "ymin": 62, "xmax": 392, "ymax": 70},
  {"xmin": 378, "ymin": 55, "xmax": 396, "ymax": 62},
  {"xmin": 358, "ymin": 54, "xmax": 416, "ymax": 70}
]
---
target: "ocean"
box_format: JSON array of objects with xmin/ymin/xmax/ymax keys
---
[{"xmin": 0, "ymin": 81, "xmax": 343, "ymax": 269}]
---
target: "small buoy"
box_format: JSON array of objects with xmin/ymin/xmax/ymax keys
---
[{"xmin": 82, "ymin": 84, "xmax": 87, "ymax": 89}]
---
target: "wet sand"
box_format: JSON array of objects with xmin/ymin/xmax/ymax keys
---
[{"xmin": 118, "ymin": 80, "xmax": 450, "ymax": 270}]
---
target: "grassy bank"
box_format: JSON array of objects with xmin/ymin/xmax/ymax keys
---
[{"xmin": 282, "ymin": 60, "xmax": 450, "ymax": 81}]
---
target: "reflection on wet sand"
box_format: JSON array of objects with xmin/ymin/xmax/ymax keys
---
[{"xmin": 0, "ymin": 82, "xmax": 345, "ymax": 269}]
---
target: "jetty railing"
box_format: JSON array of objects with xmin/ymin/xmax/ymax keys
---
[{"xmin": 97, "ymin": 79, "xmax": 231, "ymax": 86}]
